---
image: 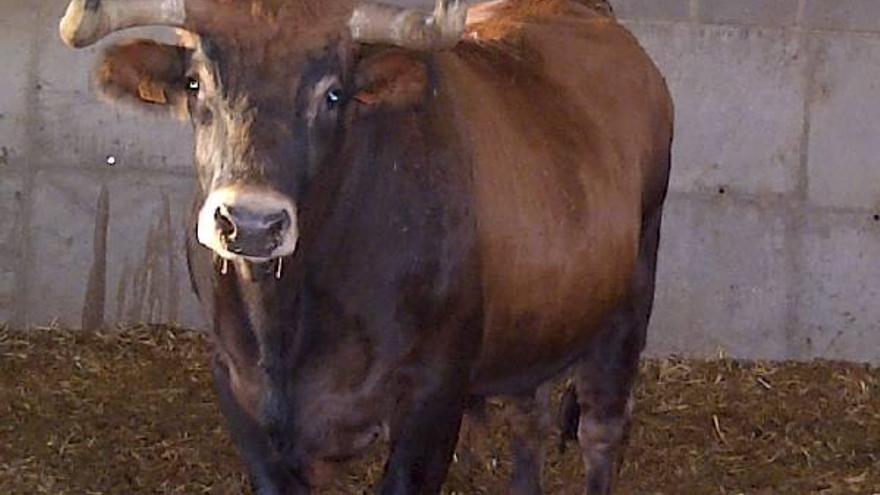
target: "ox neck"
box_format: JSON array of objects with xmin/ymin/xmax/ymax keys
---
[{"xmin": 208, "ymin": 255, "xmax": 302, "ymax": 374}]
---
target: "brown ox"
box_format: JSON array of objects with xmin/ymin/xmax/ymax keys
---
[{"xmin": 58, "ymin": 0, "xmax": 673, "ymax": 493}]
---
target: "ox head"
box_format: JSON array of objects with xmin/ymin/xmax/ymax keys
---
[{"xmin": 60, "ymin": 0, "xmax": 466, "ymax": 265}]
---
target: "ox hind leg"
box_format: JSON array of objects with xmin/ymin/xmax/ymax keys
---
[
  {"xmin": 567, "ymin": 206, "xmax": 663, "ymax": 494},
  {"xmin": 505, "ymin": 384, "xmax": 553, "ymax": 495},
  {"xmin": 569, "ymin": 312, "xmax": 640, "ymax": 495}
]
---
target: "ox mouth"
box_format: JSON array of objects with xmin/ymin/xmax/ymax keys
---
[
  {"xmin": 202, "ymin": 222, "xmax": 298, "ymax": 265},
  {"xmin": 215, "ymin": 255, "xmax": 287, "ymax": 281},
  {"xmin": 221, "ymin": 236, "xmax": 284, "ymax": 261}
]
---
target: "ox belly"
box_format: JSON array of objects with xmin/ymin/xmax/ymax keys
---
[{"xmin": 470, "ymin": 230, "xmax": 639, "ymax": 396}]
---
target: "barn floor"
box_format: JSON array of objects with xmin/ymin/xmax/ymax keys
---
[{"xmin": 1, "ymin": 326, "xmax": 878, "ymax": 495}]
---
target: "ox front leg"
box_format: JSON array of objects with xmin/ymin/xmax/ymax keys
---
[
  {"xmin": 212, "ymin": 356, "xmax": 310, "ymax": 495},
  {"xmin": 378, "ymin": 365, "xmax": 471, "ymax": 495}
]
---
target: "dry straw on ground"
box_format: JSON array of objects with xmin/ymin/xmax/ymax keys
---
[{"xmin": 1, "ymin": 325, "xmax": 878, "ymax": 494}]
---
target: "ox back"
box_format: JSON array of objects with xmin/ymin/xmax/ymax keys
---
[{"xmin": 59, "ymin": 0, "xmax": 672, "ymax": 493}]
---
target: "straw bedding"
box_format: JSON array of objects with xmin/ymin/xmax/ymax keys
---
[{"xmin": 1, "ymin": 326, "xmax": 877, "ymax": 494}]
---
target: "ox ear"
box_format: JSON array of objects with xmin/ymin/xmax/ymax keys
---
[
  {"xmin": 352, "ymin": 50, "xmax": 429, "ymax": 110},
  {"xmin": 95, "ymin": 39, "xmax": 192, "ymax": 118}
]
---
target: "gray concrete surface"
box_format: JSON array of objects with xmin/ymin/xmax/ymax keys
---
[{"xmin": 1, "ymin": 0, "xmax": 879, "ymax": 364}]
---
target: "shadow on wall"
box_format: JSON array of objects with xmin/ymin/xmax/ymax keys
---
[
  {"xmin": 25, "ymin": 171, "xmax": 203, "ymax": 330},
  {"xmin": 81, "ymin": 184, "xmax": 188, "ymax": 329}
]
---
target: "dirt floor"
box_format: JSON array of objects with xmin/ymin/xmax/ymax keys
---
[{"xmin": 1, "ymin": 325, "xmax": 878, "ymax": 495}]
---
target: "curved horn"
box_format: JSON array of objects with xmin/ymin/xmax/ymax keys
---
[
  {"xmin": 60, "ymin": 0, "xmax": 187, "ymax": 48},
  {"xmin": 349, "ymin": 0, "xmax": 467, "ymax": 50}
]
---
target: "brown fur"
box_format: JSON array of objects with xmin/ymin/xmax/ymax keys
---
[
  {"xmin": 353, "ymin": 51, "xmax": 429, "ymax": 108},
  {"xmin": 444, "ymin": 0, "xmax": 672, "ymax": 392}
]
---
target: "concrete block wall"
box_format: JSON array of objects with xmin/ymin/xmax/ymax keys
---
[
  {"xmin": 0, "ymin": 0, "xmax": 878, "ymax": 364},
  {"xmin": 0, "ymin": 1, "xmax": 202, "ymax": 329},
  {"xmin": 617, "ymin": 0, "xmax": 880, "ymax": 363}
]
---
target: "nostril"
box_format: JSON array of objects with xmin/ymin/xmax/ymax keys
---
[
  {"xmin": 214, "ymin": 206, "xmax": 236, "ymax": 239},
  {"xmin": 265, "ymin": 211, "xmax": 291, "ymax": 237}
]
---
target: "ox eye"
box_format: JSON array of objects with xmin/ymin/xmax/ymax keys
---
[
  {"xmin": 186, "ymin": 77, "xmax": 200, "ymax": 92},
  {"xmin": 326, "ymin": 88, "xmax": 343, "ymax": 109}
]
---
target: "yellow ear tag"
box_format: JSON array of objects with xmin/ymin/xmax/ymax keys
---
[{"xmin": 137, "ymin": 80, "xmax": 168, "ymax": 104}]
